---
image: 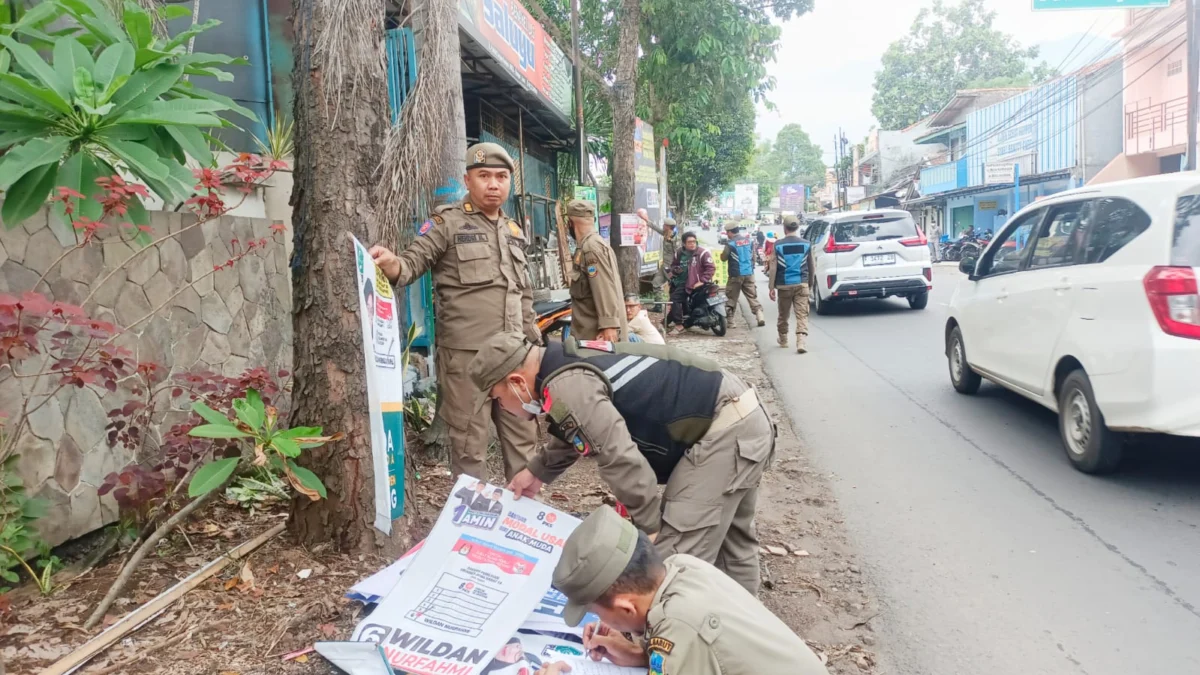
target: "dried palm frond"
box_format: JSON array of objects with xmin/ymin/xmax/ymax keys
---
[
  {"xmin": 313, "ymin": 0, "xmax": 385, "ymax": 124},
  {"xmin": 373, "ymin": 0, "xmax": 463, "ymax": 248}
]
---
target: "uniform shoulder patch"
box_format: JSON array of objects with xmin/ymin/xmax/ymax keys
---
[
  {"xmin": 648, "ymin": 637, "xmax": 674, "ymax": 655},
  {"xmin": 417, "ymin": 220, "xmax": 434, "ymax": 236},
  {"xmin": 586, "ymin": 264, "xmax": 598, "ymax": 278},
  {"xmin": 431, "ymin": 214, "xmax": 445, "ymax": 225},
  {"xmin": 507, "ymin": 220, "xmax": 523, "ymax": 238},
  {"xmin": 649, "ymin": 650, "xmax": 665, "ymax": 675},
  {"xmin": 462, "ymin": 201, "xmax": 474, "ymax": 213},
  {"xmin": 570, "ymin": 430, "xmax": 593, "ymax": 457}
]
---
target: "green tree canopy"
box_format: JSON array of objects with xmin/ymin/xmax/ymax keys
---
[
  {"xmin": 666, "ymin": 94, "xmax": 755, "ymax": 217},
  {"xmin": 870, "ymin": 0, "xmax": 1055, "ymax": 129},
  {"xmin": 733, "ymin": 123, "xmax": 826, "ymax": 208}
]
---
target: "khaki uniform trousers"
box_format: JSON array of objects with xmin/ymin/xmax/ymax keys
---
[
  {"xmin": 777, "ymin": 285, "xmax": 811, "ymax": 341},
  {"xmin": 654, "ymin": 373, "xmax": 774, "ymax": 595},
  {"xmin": 436, "ymin": 347, "xmax": 536, "ymax": 482},
  {"xmin": 725, "ymin": 274, "xmax": 763, "ymax": 318}
]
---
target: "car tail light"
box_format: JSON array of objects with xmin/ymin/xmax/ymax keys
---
[
  {"xmin": 1144, "ymin": 266, "xmax": 1200, "ymax": 340},
  {"xmin": 900, "ymin": 229, "xmax": 928, "ymax": 247},
  {"xmin": 827, "ymin": 275, "xmax": 837, "ymax": 289},
  {"xmin": 923, "ymin": 268, "xmax": 932, "ymax": 282},
  {"xmin": 824, "ymin": 236, "xmax": 859, "ymax": 254}
]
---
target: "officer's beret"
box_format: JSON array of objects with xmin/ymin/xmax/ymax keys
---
[
  {"xmin": 554, "ymin": 505, "xmax": 638, "ymax": 627},
  {"xmin": 664, "ymin": 217, "xmax": 677, "ymax": 227},
  {"xmin": 565, "ymin": 200, "xmax": 595, "ymax": 218},
  {"xmin": 783, "ymin": 215, "xmax": 800, "ymax": 226},
  {"xmin": 465, "ymin": 142, "xmax": 515, "ymax": 172},
  {"xmin": 724, "ymin": 221, "xmax": 741, "ymax": 232},
  {"xmin": 468, "ymin": 331, "xmax": 534, "ymax": 392}
]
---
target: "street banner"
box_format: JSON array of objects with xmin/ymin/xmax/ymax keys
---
[
  {"xmin": 634, "ymin": 119, "xmax": 664, "ymax": 275},
  {"xmin": 457, "ymin": 0, "xmax": 572, "ymax": 119},
  {"xmin": 779, "ymin": 184, "xmax": 806, "ymax": 212},
  {"xmin": 351, "ymin": 235, "xmax": 406, "ymax": 534},
  {"xmin": 352, "ymin": 475, "xmax": 580, "ymax": 674},
  {"xmin": 734, "ymin": 184, "xmax": 758, "ymax": 217}
]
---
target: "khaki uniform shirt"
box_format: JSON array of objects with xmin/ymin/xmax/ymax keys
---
[
  {"xmin": 645, "ymin": 555, "xmax": 828, "ymax": 675},
  {"xmin": 394, "ymin": 199, "xmax": 538, "ymax": 350},
  {"xmin": 526, "ymin": 368, "xmax": 664, "ymax": 533},
  {"xmin": 569, "ymin": 231, "xmax": 626, "ymax": 341}
]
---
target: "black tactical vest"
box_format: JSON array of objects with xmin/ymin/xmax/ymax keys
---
[{"xmin": 536, "ymin": 338, "xmax": 724, "ymax": 483}]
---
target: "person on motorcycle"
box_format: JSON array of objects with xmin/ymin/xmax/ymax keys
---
[{"xmin": 666, "ymin": 232, "xmax": 715, "ymax": 337}]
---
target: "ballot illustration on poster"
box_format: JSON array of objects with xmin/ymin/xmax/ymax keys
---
[
  {"xmin": 351, "ymin": 234, "xmax": 406, "ymax": 533},
  {"xmin": 352, "ymin": 476, "xmax": 582, "ymax": 675}
]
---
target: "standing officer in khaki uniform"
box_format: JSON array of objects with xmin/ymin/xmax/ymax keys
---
[
  {"xmin": 467, "ymin": 332, "xmax": 774, "ymax": 594},
  {"xmin": 767, "ymin": 215, "xmax": 813, "ymax": 353},
  {"xmin": 369, "ymin": 143, "xmax": 538, "ymax": 482},
  {"xmin": 566, "ymin": 199, "xmax": 626, "ymax": 342},
  {"xmin": 648, "ymin": 216, "xmax": 678, "ymax": 299},
  {"xmin": 719, "ymin": 222, "xmax": 766, "ymax": 327},
  {"xmin": 530, "ymin": 506, "xmax": 828, "ymax": 675}
]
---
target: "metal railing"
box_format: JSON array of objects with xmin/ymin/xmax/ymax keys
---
[{"xmin": 1125, "ymin": 95, "xmax": 1189, "ymax": 154}]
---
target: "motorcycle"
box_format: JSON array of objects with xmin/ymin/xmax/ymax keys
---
[
  {"xmin": 681, "ymin": 283, "xmax": 727, "ymax": 337},
  {"xmin": 534, "ymin": 298, "xmax": 572, "ymax": 343}
]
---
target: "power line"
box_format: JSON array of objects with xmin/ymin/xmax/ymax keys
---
[{"xmin": 945, "ymin": 13, "xmax": 1187, "ymax": 162}]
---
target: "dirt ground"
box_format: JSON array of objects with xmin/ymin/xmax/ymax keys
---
[{"xmin": 1, "ymin": 311, "xmax": 879, "ymax": 675}]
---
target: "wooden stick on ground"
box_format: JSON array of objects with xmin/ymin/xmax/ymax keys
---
[{"xmin": 40, "ymin": 522, "xmax": 286, "ymax": 675}]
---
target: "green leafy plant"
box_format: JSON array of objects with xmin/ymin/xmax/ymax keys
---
[
  {"xmin": 400, "ymin": 323, "xmax": 435, "ymax": 434},
  {"xmin": 0, "ymin": 0, "xmax": 256, "ymax": 227},
  {"xmin": 187, "ymin": 388, "xmax": 341, "ymax": 501},
  {"xmin": 0, "ymin": 453, "xmax": 51, "ymax": 594},
  {"xmin": 254, "ymin": 113, "xmax": 293, "ymax": 162},
  {"xmin": 225, "ymin": 470, "xmax": 290, "ymax": 515}
]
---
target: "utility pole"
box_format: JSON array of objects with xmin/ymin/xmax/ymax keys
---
[
  {"xmin": 832, "ymin": 133, "xmax": 841, "ymax": 210},
  {"xmin": 1187, "ymin": 0, "xmax": 1198, "ymax": 171},
  {"xmin": 571, "ymin": 0, "xmax": 588, "ymax": 183}
]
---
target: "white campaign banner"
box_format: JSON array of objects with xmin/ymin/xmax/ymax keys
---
[
  {"xmin": 350, "ymin": 235, "xmax": 406, "ymax": 534},
  {"xmin": 353, "ymin": 476, "xmax": 581, "ymax": 675}
]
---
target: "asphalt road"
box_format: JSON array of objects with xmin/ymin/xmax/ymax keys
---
[{"xmin": 739, "ymin": 263, "xmax": 1200, "ymax": 675}]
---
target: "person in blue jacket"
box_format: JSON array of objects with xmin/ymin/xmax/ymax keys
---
[
  {"xmin": 766, "ymin": 216, "xmax": 812, "ymax": 353},
  {"xmin": 719, "ymin": 222, "xmax": 765, "ymax": 328}
]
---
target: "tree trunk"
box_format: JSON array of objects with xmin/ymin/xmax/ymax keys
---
[
  {"xmin": 609, "ymin": 0, "xmax": 641, "ymax": 291},
  {"xmin": 288, "ymin": 0, "xmax": 404, "ymax": 555}
]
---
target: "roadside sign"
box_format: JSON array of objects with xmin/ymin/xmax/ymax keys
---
[
  {"xmin": 985, "ymin": 163, "xmax": 1017, "ymax": 185},
  {"xmin": 1032, "ymin": 0, "xmax": 1169, "ymax": 9}
]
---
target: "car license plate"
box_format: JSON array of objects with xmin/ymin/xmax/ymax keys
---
[{"xmin": 862, "ymin": 253, "xmax": 895, "ymax": 267}]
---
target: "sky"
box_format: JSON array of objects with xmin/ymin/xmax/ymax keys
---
[{"xmin": 757, "ymin": 0, "xmax": 1131, "ymax": 164}]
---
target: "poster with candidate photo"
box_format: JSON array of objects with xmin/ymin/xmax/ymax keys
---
[{"xmin": 352, "ymin": 476, "xmax": 581, "ymax": 675}]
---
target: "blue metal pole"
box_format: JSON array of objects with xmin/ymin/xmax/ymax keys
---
[
  {"xmin": 259, "ymin": 0, "xmax": 275, "ymax": 135},
  {"xmin": 1013, "ymin": 163, "xmax": 1021, "ymax": 213}
]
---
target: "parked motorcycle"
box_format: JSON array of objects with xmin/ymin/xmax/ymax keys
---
[
  {"xmin": 681, "ymin": 283, "xmax": 727, "ymax": 336},
  {"xmin": 534, "ymin": 298, "xmax": 572, "ymax": 343}
]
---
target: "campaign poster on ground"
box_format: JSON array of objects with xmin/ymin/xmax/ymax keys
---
[
  {"xmin": 734, "ymin": 183, "xmax": 758, "ymax": 217},
  {"xmin": 480, "ymin": 632, "xmax": 642, "ymax": 675},
  {"xmin": 352, "ymin": 476, "xmax": 580, "ymax": 675},
  {"xmin": 351, "ymin": 235, "xmax": 405, "ymax": 533}
]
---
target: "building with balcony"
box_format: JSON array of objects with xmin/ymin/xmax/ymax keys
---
[
  {"xmin": 1092, "ymin": 0, "xmax": 1193, "ymax": 183},
  {"xmin": 908, "ymin": 58, "xmax": 1124, "ymax": 241}
]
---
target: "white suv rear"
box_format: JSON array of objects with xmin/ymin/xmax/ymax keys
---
[
  {"xmin": 803, "ymin": 210, "xmax": 933, "ymax": 314},
  {"xmin": 946, "ymin": 173, "xmax": 1200, "ymax": 474}
]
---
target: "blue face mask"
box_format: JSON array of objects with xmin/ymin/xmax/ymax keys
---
[{"xmin": 509, "ymin": 380, "xmax": 542, "ymax": 416}]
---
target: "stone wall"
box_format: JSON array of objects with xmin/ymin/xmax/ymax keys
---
[{"xmin": 0, "ymin": 208, "xmax": 292, "ymax": 546}]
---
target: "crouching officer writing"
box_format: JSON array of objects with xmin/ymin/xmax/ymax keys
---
[
  {"xmin": 369, "ymin": 143, "xmax": 538, "ymax": 482},
  {"xmin": 531, "ymin": 506, "xmax": 828, "ymax": 675},
  {"xmin": 767, "ymin": 215, "xmax": 812, "ymax": 353},
  {"xmin": 566, "ymin": 199, "xmax": 626, "ymax": 342},
  {"xmin": 468, "ymin": 332, "xmax": 774, "ymax": 594}
]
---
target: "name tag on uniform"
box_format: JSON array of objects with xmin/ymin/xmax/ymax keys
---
[{"xmin": 455, "ymin": 233, "xmax": 488, "ymax": 244}]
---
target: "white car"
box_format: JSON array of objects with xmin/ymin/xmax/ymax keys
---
[
  {"xmin": 803, "ymin": 209, "xmax": 933, "ymax": 314},
  {"xmin": 946, "ymin": 173, "xmax": 1200, "ymax": 474}
]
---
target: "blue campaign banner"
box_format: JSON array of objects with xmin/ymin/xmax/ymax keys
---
[{"xmin": 1032, "ymin": 0, "xmax": 1168, "ymax": 9}]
